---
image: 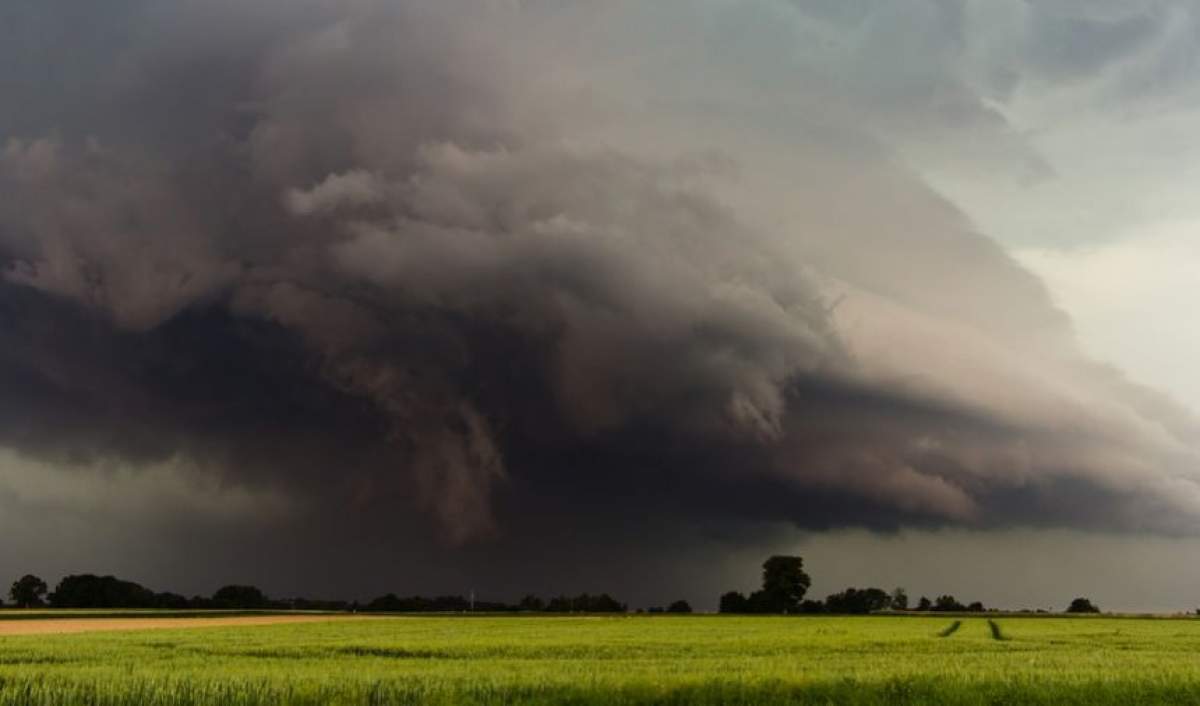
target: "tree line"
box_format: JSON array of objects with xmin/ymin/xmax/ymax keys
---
[
  {"xmin": 6, "ymin": 574, "xmax": 347, "ymax": 611},
  {"xmin": 4, "ymin": 574, "xmax": 637, "ymax": 613},
  {"xmin": 715, "ymin": 556, "xmax": 1101, "ymax": 615},
  {"xmin": 364, "ymin": 593, "xmax": 631, "ymax": 613},
  {"xmin": 6, "ymin": 560, "xmax": 1102, "ymax": 614}
]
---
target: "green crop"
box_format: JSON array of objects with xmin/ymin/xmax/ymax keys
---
[{"xmin": 0, "ymin": 614, "xmax": 1198, "ymax": 704}]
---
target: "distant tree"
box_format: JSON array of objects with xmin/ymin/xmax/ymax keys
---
[
  {"xmin": 966, "ymin": 601, "xmax": 985, "ymax": 613},
  {"xmin": 287, "ymin": 597, "xmax": 350, "ymax": 611},
  {"xmin": 717, "ymin": 555, "xmax": 813, "ymax": 614},
  {"xmin": 719, "ymin": 591, "xmax": 749, "ymax": 614},
  {"xmin": 745, "ymin": 590, "xmax": 771, "ymax": 613},
  {"xmin": 189, "ymin": 595, "xmax": 214, "ymax": 609},
  {"xmin": 49, "ymin": 575, "xmax": 155, "ymax": 608},
  {"xmin": 365, "ymin": 593, "xmax": 404, "ymax": 612},
  {"xmin": 153, "ymin": 592, "xmax": 191, "ymax": 610},
  {"xmin": 582, "ymin": 593, "xmax": 626, "ymax": 612},
  {"xmin": 1066, "ymin": 597, "xmax": 1100, "ymax": 614},
  {"xmin": 933, "ymin": 595, "xmax": 965, "ymax": 612},
  {"xmin": 518, "ymin": 595, "xmax": 545, "ymax": 611},
  {"xmin": 546, "ymin": 595, "xmax": 574, "ymax": 612},
  {"xmin": 916, "ymin": 596, "xmax": 932, "ymax": 611},
  {"xmin": 9, "ymin": 575, "xmax": 47, "ymax": 608},
  {"xmin": 543, "ymin": 593, "xmax": 625, "ymax": 613},
  {"xmin": 431, "ymin": 595, "xmax": 471, "ymax": 611},
  {"xmin": 890, "ymin": 588, "xmax": 909, "ymax": 611},
  {"xmin": 365, "ymin": 594, "xmax": 472, "ymax": 612},
  {"xmin": 759, "ymin": 556, "xmax": 811, "ymax": 613},
  {"xmin": 211, "ymin": 585, "xmax": 270, "ymax": 609},
  {"xmin": 666, "ymin": 600, "xmax": 692, "ymax": 614},
  {"xmin": 799, "ymin": 599, "xmax": 826, "ymax": 614},
  {"xmin": 472, "ymin": 599, "xmax": 516, "ymax": 612},
  {"xmin": 825, "ymin": 587, "xmax": 891, "ymax": 614}
]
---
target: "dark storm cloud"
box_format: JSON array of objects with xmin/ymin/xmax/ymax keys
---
[{"xmin": 3, "ymin": 0, "xmax": 1200, "ymax": 594}]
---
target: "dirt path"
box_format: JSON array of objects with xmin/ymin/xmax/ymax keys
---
[{"xmin": 0, "ymin": 614, "xmax": 375, "ymax": 636}]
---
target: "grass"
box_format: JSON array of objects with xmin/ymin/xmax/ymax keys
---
[{"xmin": 0, "ymin": 614, "xmax": 1198, "ymax": 704}]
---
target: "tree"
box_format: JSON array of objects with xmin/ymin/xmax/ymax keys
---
[
  {"xmin": 933, "ymin": 595, "xmax": 965, "ymax": 612},
  {"xmin": 719, "ymin": 591, "xmax": 749, "ymax": 613},
  {"xmin": 1066, "ymin": 597, "xmax": 1100, "ymax": 614},
  {"xmin": 211, "ymin": 585, "xmax": 270, "ymax": 609},
  {"xmin": 154, "ymin": 592, "xmax": 191, "ymax": 609},
  {"xmin": 717, "ymin": 555, "xmax": 812, "ymax": 614},
  {"xmin": 579, "ymin": 593, "xmax": 626, "ymax": 612},
  {"xmin": 745, "ymin": 590, "xmax": 772, "ymax": 613},
  {"xmin": 49, "ymin": 575, "xmax": 155, "ymax": 608},
  {"xmin": 365, "ymin": 594, "xmax": 404, "ymax": 612},
  {"xmin": 916, "ymin": 596, "xmax": 932, "ymax": 611},
  {"xmin": 825, "ymin": 587, "xmax": 891, "ymax": 614},
  {"xmin": 544, "ymin": 593, "xmax": 626, "ymax": 613},
  {"xmin": 9, "ymin": 574, "xmax": 47, "ymax": 608},
  {"xmin": 759, "ymin": 556, "xmax": 811, "ymax": 613},
  {"xmin": 966, "ymin": 601, "xmax": 985, "ymax": 612},
  {"xmin": 890, "ymin": 588, "xmax": 909, "ymax": 611},
  {"xmin": 518, "ymin": 595, "xmax": 545, "ymax": 611},
  {"xmin": 666, "ymin": 600, "xmax": 692, "ymax": 614}
]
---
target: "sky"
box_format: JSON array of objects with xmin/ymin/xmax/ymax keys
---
[{"xmin": 2, "ymin": 0, "xmax": 1200, "ymax": 612}]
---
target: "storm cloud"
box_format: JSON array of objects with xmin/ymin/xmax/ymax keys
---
[{"xmin": 3, "ymin": 0, "xmax": 1200, "ymax": 603}]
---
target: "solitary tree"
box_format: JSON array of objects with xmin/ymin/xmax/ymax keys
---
[
  {"xmin": 916, "ymin": 596, "xmax": 932, "ymax": 611},
  {"xmin": 890, "ymin": 587, "xmax": 909, "ymax": 611},
  {"xmin": 9, "ymin": 574, "xmax": 48, "ymax": 608},
  {"xmin": 1066, "ymin": 597, "xmax": 1100, "ymax": 614},
  {"xmin": 759, "ymin": 556, "xmax": 811, "ymax": 613},
  {"xmin": 666, "ymin": 600, "xmax": 692, "ymax": 614}
]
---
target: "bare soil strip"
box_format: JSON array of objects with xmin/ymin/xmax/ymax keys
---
[{"xmin": 0, "ymin": 615, "xmax": 374, "ymax": 636}]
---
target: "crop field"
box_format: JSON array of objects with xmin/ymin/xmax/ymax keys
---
[{"xmin": 1, "ymin": 613, "xmax": 1199, "ymax": 705}]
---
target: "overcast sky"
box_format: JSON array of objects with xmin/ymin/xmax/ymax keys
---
[{"xmin": 3, "ymin": 0, "xmax": 1200, "ymax": 611}]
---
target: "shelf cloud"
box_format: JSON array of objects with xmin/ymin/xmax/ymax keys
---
[{"xmin": 3, "ymin": 0, "xmax": 1200, "ymax": 600}]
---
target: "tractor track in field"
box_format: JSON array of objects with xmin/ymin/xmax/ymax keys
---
[{"xmin": 937, "ymin": 620, "xmax": 962, "ymax": 637}]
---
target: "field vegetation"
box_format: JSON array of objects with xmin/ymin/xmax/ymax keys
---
[{"xmin": 0, "ymin": 614, "xmax": 1199, "ymax": 705}]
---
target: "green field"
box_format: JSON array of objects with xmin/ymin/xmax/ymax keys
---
[{"xmin": 3, "ymin": 614, "xmax": 1200, "ymax": 705}]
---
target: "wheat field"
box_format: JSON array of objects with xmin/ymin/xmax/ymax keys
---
[{"xmin": 0, "ymin": 613, "xmax": 1197, "ymax": 705}]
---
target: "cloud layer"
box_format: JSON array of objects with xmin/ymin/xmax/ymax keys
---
[{"xmin": 3, "ymin": 1, "xmax": 1200, "ymax": 596}]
